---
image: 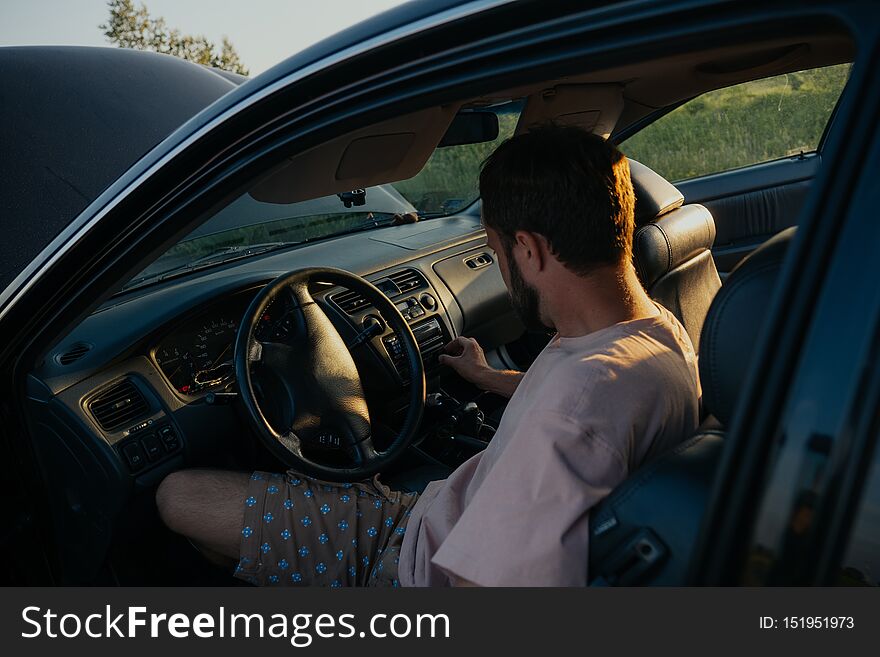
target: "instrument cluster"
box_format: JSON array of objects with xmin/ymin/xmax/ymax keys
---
[{"xmin": 153, "ymin": 295, "xmax": 295, "ymax": 395}]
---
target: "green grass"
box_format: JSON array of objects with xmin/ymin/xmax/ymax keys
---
[{"xmin": 619, "ymin": 64, "xmax": 851, "ymax": 181}]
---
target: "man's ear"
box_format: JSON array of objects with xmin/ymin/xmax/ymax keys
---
[{"xmin": 513, "ymin": 230, "xmax": 548, "ymax": 273}]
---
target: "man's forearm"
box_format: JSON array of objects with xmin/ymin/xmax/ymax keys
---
[{"xmin": 476, "ymin": 368, "xmax": 524, "ymax": 398}]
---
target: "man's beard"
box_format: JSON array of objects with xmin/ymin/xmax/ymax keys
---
[{"xmin": 507, "ymin": 253, "xmax": 552, "ymax": 333}]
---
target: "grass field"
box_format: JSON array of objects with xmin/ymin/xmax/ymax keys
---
[{"xmin": 616, "ymin": 64, "xmax": 850, "ymax": 181}]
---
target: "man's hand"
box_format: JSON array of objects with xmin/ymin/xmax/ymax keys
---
[
  {"xmin": 438, "ymin": 336, "xmax": 524, "ymax": 398},
  {"xmin": 438, "ymin": 336, "xmax": 491, "ymax": 383}
]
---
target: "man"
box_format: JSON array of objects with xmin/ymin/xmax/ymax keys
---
[{"xmin": 156, "ymin": 124, "xmax": 700, "ymax": 587}]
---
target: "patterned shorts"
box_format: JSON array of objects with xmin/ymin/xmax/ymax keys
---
[{"xmin": 233, "ymin": 470, "xmax": 419, "ymax": 587}]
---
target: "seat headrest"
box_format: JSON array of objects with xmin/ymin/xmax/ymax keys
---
[
  {"xmin": 629, "ymin": 159, "xmax": 684, "ymax": 224},
  {"xmin": 633, "ymin": 204, "xmax": 716, "ymax": 290},
  {"xmin": 699, "ymin": 227, "xmax": 795, "ymax": 425}
]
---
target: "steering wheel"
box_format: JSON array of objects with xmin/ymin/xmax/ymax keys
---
[{"xmin": 233, "ymin": 267, "xmax": 425, "ymax": 480}]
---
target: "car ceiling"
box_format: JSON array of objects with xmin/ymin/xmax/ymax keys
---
[{"xmin": 482, "ymin": 30, "xmax": 853, "ymax": 131}]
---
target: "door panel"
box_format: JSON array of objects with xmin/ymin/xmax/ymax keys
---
[{"xmin": 677, "ymin": 155, "xmax": 820, "ymax": 274}]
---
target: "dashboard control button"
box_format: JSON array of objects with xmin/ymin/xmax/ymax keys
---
[
  {"xmin": 122, "ymin": 442, "xmax": 147, "ymax": 472},
  {"xmin": 419, "ymin": 293, "xmax": 437, "ymax": 311},
  {"xmin": 362, "ymin": 315, "xmax": 385, "ymax": 333},
  {"xmin": 142, "ymin": 433, "xmax": 163, "ymax": 462},
  {"xmin": 126, "ymin": 419, "xmax": 153, "ymax": 435},
  {"xmin": 158, "ymin": 425, "xmax": 180, "ymax": 451}
]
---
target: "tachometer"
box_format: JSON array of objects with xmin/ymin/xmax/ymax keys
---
[{"xmin": 256, "ymin": 303, "xmax": 295, "ymax": 341}]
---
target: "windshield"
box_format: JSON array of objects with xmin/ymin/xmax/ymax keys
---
[{"xmin": 125, "ymin": 101, "xmax": 521, "ymax": 290}]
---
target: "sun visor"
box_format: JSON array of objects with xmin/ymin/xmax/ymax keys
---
[
  {"xmin": 515, "ymin": 84, "xmax": 624, "ymax": 138},
  {"xmin": 250, "ymin": 104, "xmax": 460, "ymax": 204}
]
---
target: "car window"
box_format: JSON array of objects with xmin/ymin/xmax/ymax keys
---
[
  {"xmin": 123, "ymin": 186, "xmax": 418, "ymax": 290},
  {"xmin": 618, "ymin": 63, "xmax": 851, "ymax": 182}
]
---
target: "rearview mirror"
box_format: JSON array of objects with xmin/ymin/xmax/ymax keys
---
[{"xmin": 438, "ymin": 111, "xmax": 499, "ymax": 147}]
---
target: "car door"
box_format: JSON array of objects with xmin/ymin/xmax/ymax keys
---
[
  {"xmin": 833, "ymin": 427, "xmax": 880, "ymax": 586},
  {"xmin": 616, "ymin": 64, "xmax": 851, "ymax": 276},
  {"xmin": 689, "ymin": 30, "xmax": 880, "ymax": 584}
]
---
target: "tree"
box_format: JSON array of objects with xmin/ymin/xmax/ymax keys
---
[{"xmin": 100, "ymin": 0, "xmax": 249, "ymax": 76}]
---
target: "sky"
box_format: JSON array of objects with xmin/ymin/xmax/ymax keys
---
[{"xmin": 0, "ymin": 0, "xmax": 410, "ymax": 75}]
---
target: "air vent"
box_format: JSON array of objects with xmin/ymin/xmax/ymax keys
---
[
  {"xmin": 88, "ymin": 380, "xmax": 149, "ymax": 432},
  {"xmin": 464, "ymin": 252, "xmax": 493, "ymax": 270},
  {"xmin": 331, "ymin": 269, "xmax": 428, "ymax": 315},
  {"xmin": 331, "ymin": 289, "xmax": 371, "ymax": 314},
  {"xmin": 387, "ymin": 268, "xmax": 427, "ymax": 293},
  {"xmin": 57, "ymin": 342, "xmax": 92, "ymax": 365}
]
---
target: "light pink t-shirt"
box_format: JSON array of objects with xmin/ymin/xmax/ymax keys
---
[{"xmin": 398, "ymin": 306, "xmax": 700, "ymax": 586}]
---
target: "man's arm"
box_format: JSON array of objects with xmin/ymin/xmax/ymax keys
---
[
  {"xmin": 477, "ymin": 368, "xmax": 524, "ymax": 398},
  {"xmin": 437, "ymin": 336, "xmax": 523, "ymax": 399}
]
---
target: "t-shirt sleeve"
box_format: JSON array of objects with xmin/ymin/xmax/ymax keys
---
[{"xmin": 430, "ymin": 407, "xmax": 627, "ymax": 586}]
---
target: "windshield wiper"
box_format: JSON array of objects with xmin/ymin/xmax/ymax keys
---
[
  {"xmin": 288, "ymin": 214, "xmax": 405, "ymax": 246},
  {"xmin": 120, "ymin": 242, "xmax": 295, "ymax": 293}
]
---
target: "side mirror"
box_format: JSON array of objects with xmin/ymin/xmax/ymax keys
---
[{"xmin": 438, "ymin": 111, "xmax": 499, "ymax": 147}]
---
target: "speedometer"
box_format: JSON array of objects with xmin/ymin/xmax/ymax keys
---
[{"xmin": 155, "ymin": 314, "xmax": 238, "ymax": 395}]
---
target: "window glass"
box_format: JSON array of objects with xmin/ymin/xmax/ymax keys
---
[{"xmin": 619, "ymin": 64, "xmax": 851, "ymax": 181}]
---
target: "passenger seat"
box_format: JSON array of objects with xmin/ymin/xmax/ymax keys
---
[{"xmin": 629, "ymin": 160, "xmax": 721, "ymax": 350}]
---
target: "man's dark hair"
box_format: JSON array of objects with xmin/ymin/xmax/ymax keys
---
[{"xmin": 479, "ymin": 123, "xmax": 635, "ymax": 274}]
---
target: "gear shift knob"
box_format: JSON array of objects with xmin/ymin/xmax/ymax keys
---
[
  {"xmin": 457, "ymin": 401, "xmax": 485, "ymax": 437},
  {"xmin": 426, "ymin": 392, "xmax": 445, "ymax": 408}
]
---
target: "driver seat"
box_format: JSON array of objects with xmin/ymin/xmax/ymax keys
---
[
  {"xmin": 629, "ymin": 159, "xmax": 721, "ymax": 351},
  {"xmin": 587, "ymin": 227, "xmax": 795, "ymax": 585}
]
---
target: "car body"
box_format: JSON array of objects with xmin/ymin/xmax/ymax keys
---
[{"xmin": 0, "ymin": 0, "xmax": 878, "ymax": 586}]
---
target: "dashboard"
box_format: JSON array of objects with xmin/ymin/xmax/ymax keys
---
[{"xmin": 28, "ymin": 215, "xmax": 524, "ymax": 488}]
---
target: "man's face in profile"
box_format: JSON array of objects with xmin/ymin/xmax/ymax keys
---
[{"xmin": 485, "ymin": 224, "xmax": 549, "ymax": 332}]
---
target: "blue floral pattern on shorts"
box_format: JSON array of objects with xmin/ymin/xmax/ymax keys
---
[{"xmin": 234, "ymin": 470, "xmax": 417, "ymax": 588}]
